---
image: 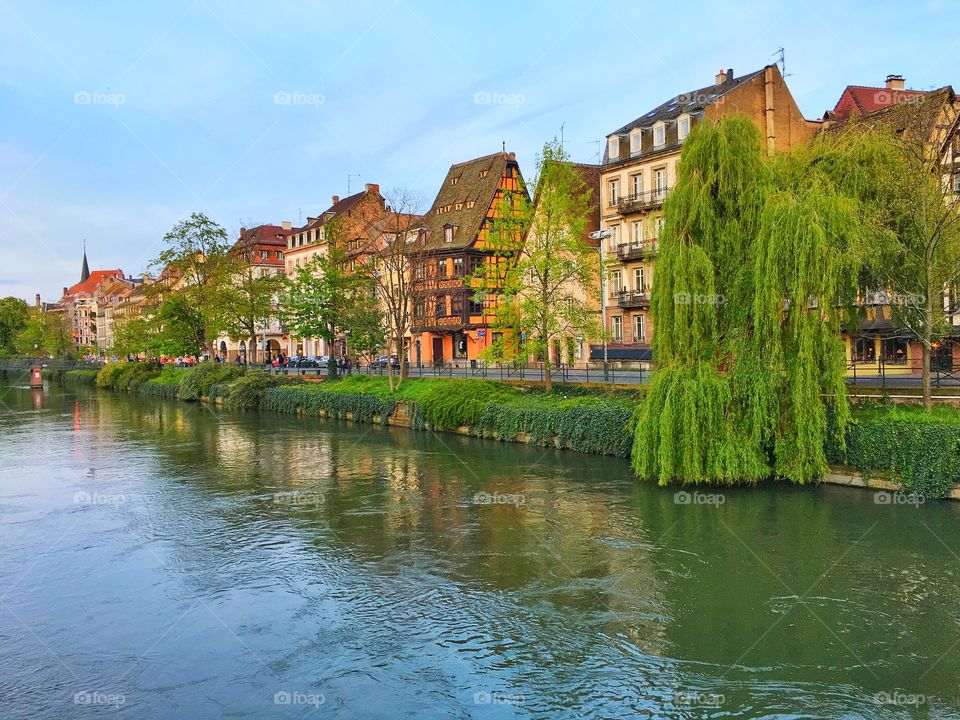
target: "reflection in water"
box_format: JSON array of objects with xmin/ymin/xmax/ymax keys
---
[{"xmin": 2, "ymin": 383, "xmax": 960, "ymax": 719}]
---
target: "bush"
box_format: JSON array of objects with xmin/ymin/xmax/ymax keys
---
[
  {"xmin": 63, "ymin": 369, "xmax": 99, "ymax": 386},
  {"xmin": 842, "ymin": 405, "xmax": 960, "ymax": 498},
  {"xmin": 95, "ymin": 362, "xmax": 128, "ymax": 388},
  {"xmin": 178, "ymin": 363, "xmax": 245, "ymax": 401},
  {"xmin": 224, "ymin": 371, "xmax": 304, "ymax": 409},
  {"xmin": 139, "ymin": 365, "xmax": 189, "ymax": 399}
]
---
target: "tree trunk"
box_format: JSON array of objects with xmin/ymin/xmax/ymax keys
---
[
  {"xmin": 250, "ymin": 332, "xmax": 258, "ymax": 365},
  {"xmin": 544, "ymin": 362, "xmax": 552, "ymax": 393},
  {"xmin": 922, "ymin": 287, "xmax": 934, "ymax": 411}
]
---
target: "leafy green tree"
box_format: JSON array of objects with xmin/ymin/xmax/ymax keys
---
[
  {"xmin": 153, "ymin": 294, "xmax": 205, "ymax": 357},
  {"xmin": 221, "ymin": 234, "xmax": 285, "ymax": 364},
  {"xmin": 279, "ymin": 219, "xmax": 382, "ymax": 376},
  {"xmin": 152, "ymin": 213, "xmax": 236, "ymax": 355},
  {"xmin": 633, "ymin": 115, "xmax": 873, "ymax": 485},
  {"xmin": 0, "ymin": 296, "xmax": 29, "ymax": 356},
  {"xmin": 479, "ymin": 139, "xmax": 596, "ymax": 391},
  {"xmin": 847, "ymin": 103, "xmax": 960, "ymax": 411},
  {"xmin": 15, "ymin": 308, "xmax": 72, "ymax": 358}
]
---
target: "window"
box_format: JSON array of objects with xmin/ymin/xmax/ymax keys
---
[
  {"xmin": 455, "ymin": 203, "xmax": 462, "ymax": 210},
  {"xmin": 276, "ymin": 251, "xmax": 284, "ymax": 260},
  {"xmin": 434, "ymin": 296, "xmax": 446, "ymax": 318},
  {"xmin": 653, "ymin": 122, "xmax": 665, "ymax": 148},
  {"xmin": 629, "ymin": 130, "xmax": 642, "ymax": 155},
  {"xmin": 634, "ymin": 267, "xmax": 644, "ymax": 291},
  {"xmin": 450, "ymin": 294, "xmax": 463, "ymax": 316},
  {"xmin": 631, "ymin": 221, "xmax": 642, "ymax": 246},
  {"xmin": 881, "ymin": 338, "xmax": 908, "ymax": 364},
  {"xmin": 655, "ymin": 216, "xmax": 665, "ymax": 237},
  {"xmin": 450, "ymin": 176, "xmax": 459, "ymax": 186},
  {"xmin": 607, "ymin": 224, "xmax": 620, "ymax": 251},
  {"xmin": 479, "ymin": 170, "xmax": 488, "ymax": 178},
  {"xmin": 608, "ymin": 179, "xmax": 619, "ymax": 205},
  {"xmin": 678, "ymin": 115, "xmax": 690, "ymax": 141},
  {"xmin": 453, "ymin": 257, "xmax": 464, "ymax": 276},
  {"xmin": 259, "ymin": 250, "xmax": 268, "ymax": 260},
  {"xmin": 654, "ymin": 168, "xmax": 667, "ymax": 198},
  {"xmin": 610, "ymin": 270, "xmax": 622, "ymax": 294},
  {"xmin": 436, "ymin": 259, "xmax": 447, "ymax": 278},
  {"xmin": 414, "ymin": 261, "xmax": 426, "ymax": 280},
  {"xmin": 634, "ymin": 314, "xmax": 645, "ymax": 342},
  {"xmin": 413, "ymin": 299, "xmax": 425, "ymax": 319},
  {"xmin": 468, "ymin": 255, "xmax": 483, "ymax": 274},
  {"xmin": 631, "ymin": 173, "xmax": 642, "ymax": 197},
  {"xmin": 468, "ymin": 297, "xmax": 484, "ymax": 314},
  {"xmin": 505, "ymin": 166, "xmax": 514, "ymax": 178},
  {"xmin": 444, "ymin": 225, "xmax": 456, "ymax": 243},
  {"xmin": 607, "ymin": 136, "xmax": 620, "ymax": 160},
  {"xmin": 466, "ymin": 200, "xmax": 475, "ymax": 209},
  {"xmin": 612, "ymin": 316, "xmax": 623, "ymax": 342},
  {"xmin": 851, "ymin": 337, "xmax": 876, "ymax": 363}
]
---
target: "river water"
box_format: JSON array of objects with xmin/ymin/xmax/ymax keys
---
[{"xmin": 2, "ymin": 381, "xmax": 960, "ymax": 719}]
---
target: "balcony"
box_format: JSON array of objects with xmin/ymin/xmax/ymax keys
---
[
  {"xmin": 617, "ymin": 289, "xmax": 652, "ymax": 308},
  {"xmin": 618, "ymin": 188, "xmax": 669, "ymax": 214},
  {"xmin": 616, "ymin": 241, "xmax": 659, "ymax": 261}
]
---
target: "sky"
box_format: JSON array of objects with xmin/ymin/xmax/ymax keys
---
[{"xmin": 0, "ymin": 0, "xmax": 956, "ymax": 303}]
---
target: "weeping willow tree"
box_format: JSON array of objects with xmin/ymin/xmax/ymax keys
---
[{"xmin": 633, "ymin": 115, "xmax": 885, "ymax": 485}]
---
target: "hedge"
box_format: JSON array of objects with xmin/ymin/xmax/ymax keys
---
[
  {"xmin": 177, "ymin": 364, "xmax": 245, "ymax": 401},
  {"xmin": 837, "ymin": 405, "xmax": 960, "ymax": 498},
  {"xmin": 260, "ymin": 385, "xmax": 397, "ymax": 424}
]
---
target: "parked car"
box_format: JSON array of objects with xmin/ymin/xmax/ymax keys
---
[
  {"xmin": 286, "ymin": 355, "xmax": 303, "ymax": 368},
  {"xmin": 370, "ymin": 355, "xmax": 401, "ymax": 370}
]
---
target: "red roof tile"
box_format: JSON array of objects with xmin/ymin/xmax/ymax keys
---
[{"xmin": 833, "ymin": 85, "xmax": 928, "ymax": 120}]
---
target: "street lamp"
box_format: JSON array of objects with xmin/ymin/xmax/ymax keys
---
[{"xmin": 588, "ymin": 229, "xmax": 614, "ymax": 378}]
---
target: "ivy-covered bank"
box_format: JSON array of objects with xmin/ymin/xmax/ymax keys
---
[{"xmin": 59, "ymin": 364, "xmax": 960, "ymax": 498}]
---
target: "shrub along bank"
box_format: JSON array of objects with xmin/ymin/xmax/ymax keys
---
[{"xmin": 59, "ymin": 366, "xmax": 960, "ymax": 496}]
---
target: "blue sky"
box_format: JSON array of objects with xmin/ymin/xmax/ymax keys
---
[{"xmin": 0, "ymin": 0, "xmax": 955, "ymax": 302}]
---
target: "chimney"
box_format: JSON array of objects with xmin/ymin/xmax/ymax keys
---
[
  {"xmin": 885, "ymin": 74, "xmax": 905, "ymax": 90},
  {"xmin": 35, "ymin": 293, "xmax": 41, "ymax": 308},
  {"xmin": 727, "ymin": 68, "xmax": 734, "ymax": 81},
  {"xmin": 715, "ymin": 68, "xmax": 728, "ymax": 85},
  {"xmin": 331, "ymin": 195, "xmax": 340, "ymax": 206},
  {"xmin": 63, "ymin": 286, "xmax": 68, "ymax": 296},
  {"xmin": 281, "ymin": 220, "xmax": 291, "ymax": 230},
  {"xmin": 364, "ymin": 183, "xmax": 379, "ymax": 194}
]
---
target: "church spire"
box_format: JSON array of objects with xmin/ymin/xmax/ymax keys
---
[{"xmin": 80, "ymin": 241, "xmax": 90, "ymax": 283}]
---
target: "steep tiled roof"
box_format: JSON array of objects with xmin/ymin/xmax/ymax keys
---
[
  {"xmin": 296, "ymin": 191, "xmax": 366, "ymax": 235},
  {"xmin": 237, "ymin": 224, "xmax": 289, "ymax": 247},
  {"xmin": 420, "ymin": 152, "xmax": 517, "ymax": 251},
  {"xmin": 608, "ymin": 68, "xmax": 766, "ymax": 139},
  {"xmin": 64, "ymin": 269, "xmax": 123, "ymax": 298},
  {"xmin": 832, "ymin": 84, "xmax": 928, "ymax": 120}
]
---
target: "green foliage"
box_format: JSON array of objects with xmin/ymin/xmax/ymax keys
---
[
  {"xmin": 152, "ymin": 212, "xmax": 236, "ymax": 352},
  {"xmin": 260, "ymin": 384, "xmax": 397, "ymax": 424},
  {"xmin": 63, "ymin": 369, "xmax": 99, "ymax": 386},
  {"xmin": 94, "ymin": 362, "xmax": 161, "ymax": 391},
  {"xmin": 634, "ymin": 115, "xmax": 871, "ymax": 485},
  {"xmin": 838, "ymin": 405, "xmax": 960, "ymax": 498},
  {"xmin": 15, "ymin": 308, "xmax": 72, "ymax": 358},
  {"xmin": 177, "ymin": 363, "xmax": 245, "ymax": 401},
  {"xmin": 223, "ymin": 371, "xmax": 303, "ymax": 409},
  {"xmin": 140, "ymin": 365, "xmax": 189, "ymax": 399},
  {"xmin": 0, "ymin": 297, "xmax": 29, "ymax": 356},
  {"xmin": 479, "ymin": 139, "xmax": 595, "ymax": 389}
]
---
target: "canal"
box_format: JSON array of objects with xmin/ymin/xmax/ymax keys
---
[{"xmin": 2, "ymin": 381, "xmax": 960, "ymax": 719}]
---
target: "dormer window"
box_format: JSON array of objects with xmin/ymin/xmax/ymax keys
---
[
  {"xmin": 450, "ymin": 176, "xmax": 460, "ymax": 185},
  {"xmin": 479, "ymin": 170, "xmax": 488, "ymax": 178},
  {"xmin": 653, "ymin": 122, "xmax": 666, "ymax": 148},
  {"xmin": 677, "ymin": 114, "xmax": 691, "ymax": 142},
  {"xmin": 607, "ymin": 136, "xmax": 620, "ymax": 160},
  {"xmin": 629, "ymin": 129, "xmax": 642, "ymax": 155},
  {"xmin": 455, "ymin": 202, "xmax": 462, "ymax": 210},
  {"xmin": 466, "ymin": 200, "xmax": 475, "ymax": 209},
  {"xmin": 444, "ymin": 224, "xmax": 458, "ymax": 243}
]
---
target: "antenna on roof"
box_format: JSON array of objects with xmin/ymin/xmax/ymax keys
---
[
  {"xmin": 560, "ymin": 123, "xmax": 565, "ymax": 153},
  {"xmin": 773, "ymin": 47, "xmax": 793, "ymax": 78},
  {"xmin": 347, "ymin": 173, "xmax": 362, "ymax": 195},
  {"xmin": 588, "ymin": 140, "xmax": 603, "ymax": 163}
]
